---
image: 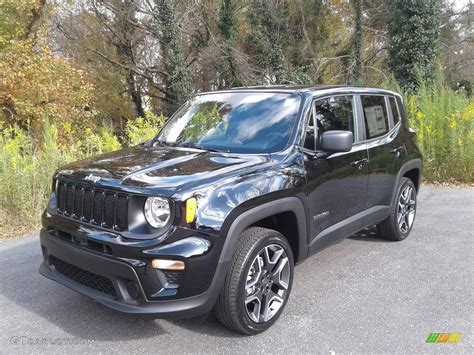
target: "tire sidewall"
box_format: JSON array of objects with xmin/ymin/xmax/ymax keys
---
[{"xmin": 235, "ymin": 233, "xmax": 294, "ymax": 334}]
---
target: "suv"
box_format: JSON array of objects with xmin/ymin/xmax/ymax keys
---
[{"xmin": 39, "ymin": 85, "xmax": 422, "ymax": 334}]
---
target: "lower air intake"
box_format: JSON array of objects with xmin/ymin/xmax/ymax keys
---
[{"xmin": 49, "ymin": 256, "xmax": 116, "ymax": 297}]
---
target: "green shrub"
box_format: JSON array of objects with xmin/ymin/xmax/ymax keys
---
[
  {"xmin": 0, "ymin": 123, "xmax": 76, "ymax": 227},
  {"xmin": 406, "ymin": 82, "xmax": 473, "ymax": 182},
  {"xmin": 0, "ymin": 113, "xmax": 166, "ymax": 236}
]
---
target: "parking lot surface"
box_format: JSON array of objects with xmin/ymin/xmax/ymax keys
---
[{"xmin": 0, "ymin": 187, "xmax": 472, "ymax": 353}]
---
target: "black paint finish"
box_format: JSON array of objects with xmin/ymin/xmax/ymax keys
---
[{"xmin": 39, "ymin": 85, "xmax": 422, "ymax": 317}]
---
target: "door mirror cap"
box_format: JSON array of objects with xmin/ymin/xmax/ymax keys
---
[{"xmin": 320, "ymin": 130, "xmax": 353, "ymax": 153}]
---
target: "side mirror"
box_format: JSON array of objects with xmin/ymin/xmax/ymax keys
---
[{"xmin": 320, "ymin": 130, "xmax": 353, "ymax": 153}]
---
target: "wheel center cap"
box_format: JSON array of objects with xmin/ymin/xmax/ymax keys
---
[{"xmin": 261, "ymin": 276, "xmax": 271, "ymax": 288}]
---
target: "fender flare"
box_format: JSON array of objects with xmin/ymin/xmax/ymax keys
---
[
  {"xmin": 391, "ymin": 158, "xmax": 423, "ymax": 204},
  {"xmin": 219, "ymin": 197, "xmax": 308, "ymax": 265}
]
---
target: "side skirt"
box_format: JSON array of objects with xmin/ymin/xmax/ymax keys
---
[{"xmin": 307, "ymin": 205, "xmax": 389, "ymax": 256}]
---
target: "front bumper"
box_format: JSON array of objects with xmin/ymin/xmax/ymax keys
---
[{"xmin": 39, "ymin": 217, "xmax": 228, "ymax": 318}]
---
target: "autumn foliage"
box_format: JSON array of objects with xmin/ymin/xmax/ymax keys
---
[{"xmin": 0, "ymin": 0, "xmax": 472, "ymax": 237}]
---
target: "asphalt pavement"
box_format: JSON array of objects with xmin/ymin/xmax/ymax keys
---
[{"xmin": 0, "ymin": 187, "xmax": 472, "ymax": 353}]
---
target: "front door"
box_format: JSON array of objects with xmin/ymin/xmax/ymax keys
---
[{"xmin": 302, "ymin": 95, "xmax": 368, "ymax": 251}]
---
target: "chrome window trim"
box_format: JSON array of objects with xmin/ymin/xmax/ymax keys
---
[
  {"xmin": 356, "ymin": 120, "xmax": 401, "ymax": 146},
  {"xmin": 385, "ymin": 96, "xmax": 395, "ymax": 129}
]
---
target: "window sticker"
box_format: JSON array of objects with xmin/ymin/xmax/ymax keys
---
[{"xmin": 364, "ymin": 105, "xmax": 387, "ymax": 137}]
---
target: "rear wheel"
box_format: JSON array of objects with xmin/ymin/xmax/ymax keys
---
[
  {"xmin": 215, "ymin": 227, "xmax": 294, "ymax": 335},
  {"xmin": 377, "ymin": 177, "xmax": 417, "ymax": 241}
]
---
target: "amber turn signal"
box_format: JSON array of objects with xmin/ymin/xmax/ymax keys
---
[
  {"xmin": 151, "ymin": 259, "xmax": 185, "ymax": 270},
  {"xmin": 185, "ymin": 197, "xmax": 197, "ymax": 223}
]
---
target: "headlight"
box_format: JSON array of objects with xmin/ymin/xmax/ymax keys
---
[{"xmin": 144, "ymin": 197, "xmax": 171, "ymax": 228}]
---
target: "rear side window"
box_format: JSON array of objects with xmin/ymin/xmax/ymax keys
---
[
  {"xmin": 389, "ymin": 96, "xmax": 400, "ymax": 125},
  {"xmin": 361, "ymin": 95, "xmax": 389, "ymax": 139}
]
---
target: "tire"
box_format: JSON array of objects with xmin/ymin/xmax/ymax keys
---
[
  {"xmin": 377, "ymin": 177, "xmax": 417, "ymax": 241},
  {"xmin": 215, "ymin": 227, "xmax": 294, "ymax": 335}
]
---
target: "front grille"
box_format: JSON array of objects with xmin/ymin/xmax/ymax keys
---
[
  {"xmin": 56, "ymin": 180, "xmax": 128, "ymax": 231},
  {"xmin": 93, "ymin": 191, "xmax": 104, "ymax": 223},
  {"xmin": 115, "ymin": 195, "xmax": 128, "ymax": 230},
  {"xmin": 50, "ymin": 256, "xmax": 116, "ymax": 296}
]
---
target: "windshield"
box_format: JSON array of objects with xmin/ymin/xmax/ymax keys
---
[{"xmin": 156, "ymin": 92, "xmax": 301, "ymax": 153}]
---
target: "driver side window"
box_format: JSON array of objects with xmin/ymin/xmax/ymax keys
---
[{"xmin": 304, "ymin": 95, "xmax": 355, "ymax": 151}]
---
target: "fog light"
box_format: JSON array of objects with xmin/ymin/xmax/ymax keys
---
[
  {"xmin": 151, "ymin": 259, "xmax": 185, "ymax": 270},
  {"xmin": 185, "ymin": 197, "xmax": 197, "ymax": 223}
]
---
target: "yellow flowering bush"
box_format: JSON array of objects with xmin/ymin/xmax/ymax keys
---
[
  {"xmin": 407, "ymin": 83, "xmax": 473, "ymax": 182},
  {"xmin": 0, "ymin": 113, "xmax": 166, "ymax": 236}
]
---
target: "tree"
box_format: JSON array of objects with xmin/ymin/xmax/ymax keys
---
[
  {"xmin": 52, "ymin": 0, "xmax": 152, "ymax": 125},
  {"xmin": 351, "ymin": 0, "xmax": 363, "ymax": 84},
  {"xmin": 247, "ymin": 0, "xmax": 287, "ymax": 83},
  {"xmin": 387, "ymin": 0, "xmax": 442, "ymax": 91},
  {"xmin": 0, "ymin": 0, "xmax": 96, "ymax": 140},
  {"xmin": 216, "ymin": 0, "xmax": 241, "ymax": 88},
  {"xmin": 154, "ymin": 0, "xmax": 192, "ymax": 116},
  {"xmin": 282, "ymin": 0, "xmax": 332, "ymax": 84},
  {"xmin": 438, "ymin": 0, "xmax": 473, "ymax": 92},
  {"xmin": 109, "ymin": 0, "xmax": 145, "ymax": 118}
]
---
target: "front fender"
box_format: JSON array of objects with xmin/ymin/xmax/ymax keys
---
[{"xmin": 173, "ymin": 148, "xmax": 306, "ymax": 234}]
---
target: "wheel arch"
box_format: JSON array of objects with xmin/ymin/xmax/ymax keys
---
[
  {"xmin": 402, "ymin": 167, "xmax": 421, "ymax": 191},
  {"xmin": 391, "ymin": 158, "xmax": 422, "ymax": 204},
  {"xmin": 219, "ymin": 197, "xmax": 308, "ymax": 265}
]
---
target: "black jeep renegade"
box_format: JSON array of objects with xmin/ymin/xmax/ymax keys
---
[{"xmin": 40, "ymin": 85, "xmax": 422, "ymax": 334}]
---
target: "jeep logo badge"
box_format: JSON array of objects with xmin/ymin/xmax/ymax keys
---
[{"xmin": 84, "ymin": 174, "xmax": 101, "ymax": 183}]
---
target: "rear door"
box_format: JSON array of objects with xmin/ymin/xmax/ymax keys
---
[
  {"xmin": 303, "ymin": 95, "xmax": 368, "ymax": 250},
  {"xmin": 359, "ymin": 94, "xmax": 406, "ymax": 213}
]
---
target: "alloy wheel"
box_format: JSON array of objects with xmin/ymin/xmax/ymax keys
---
[
  {"xmin": 397, "ymin": 185, "xmax": 416, "ymax": 234},
  {"xmin": 244, "ymin": 244, "xmax": 290, "ymax": 323}
]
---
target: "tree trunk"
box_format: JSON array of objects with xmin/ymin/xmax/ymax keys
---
[
  {"xmin": 24, "ymin": 0, "xmax": 46, "ymax": 41},
  {"xmin": 156, "ymin": 0, "xmax": 192, "ymax": 116},
  {"xmin": 126, "ymin": 72, "xmax": 146, "ymax": 118},
  {"xmin": 352, "ymin": 0, "xmax": 363, "ymax": 84},
  {"xmin": 114, "ymin": 1, "xmax": 145, "ymax": 118}
]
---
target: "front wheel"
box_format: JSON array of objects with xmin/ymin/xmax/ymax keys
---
[
  {"xmin": 377, "ymin": 177, "xmax": 417, "ymax": 241},
  {"xmin": 215, "ymin": 227, "xmax": 294, "ymax": 335}
]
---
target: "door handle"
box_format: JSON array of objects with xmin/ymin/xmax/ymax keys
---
[
  {"xmin": 351, "ymin": 158, "xmax": 368, "ymax": 169},
  {"xmin": 390, "ymin": 146, "xmax": 404, "ymax": 157}
]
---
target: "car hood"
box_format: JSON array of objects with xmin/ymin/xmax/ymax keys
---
[{"xmin": 56, "ymin": 145, "xmax": 270, "ymax": 196}]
